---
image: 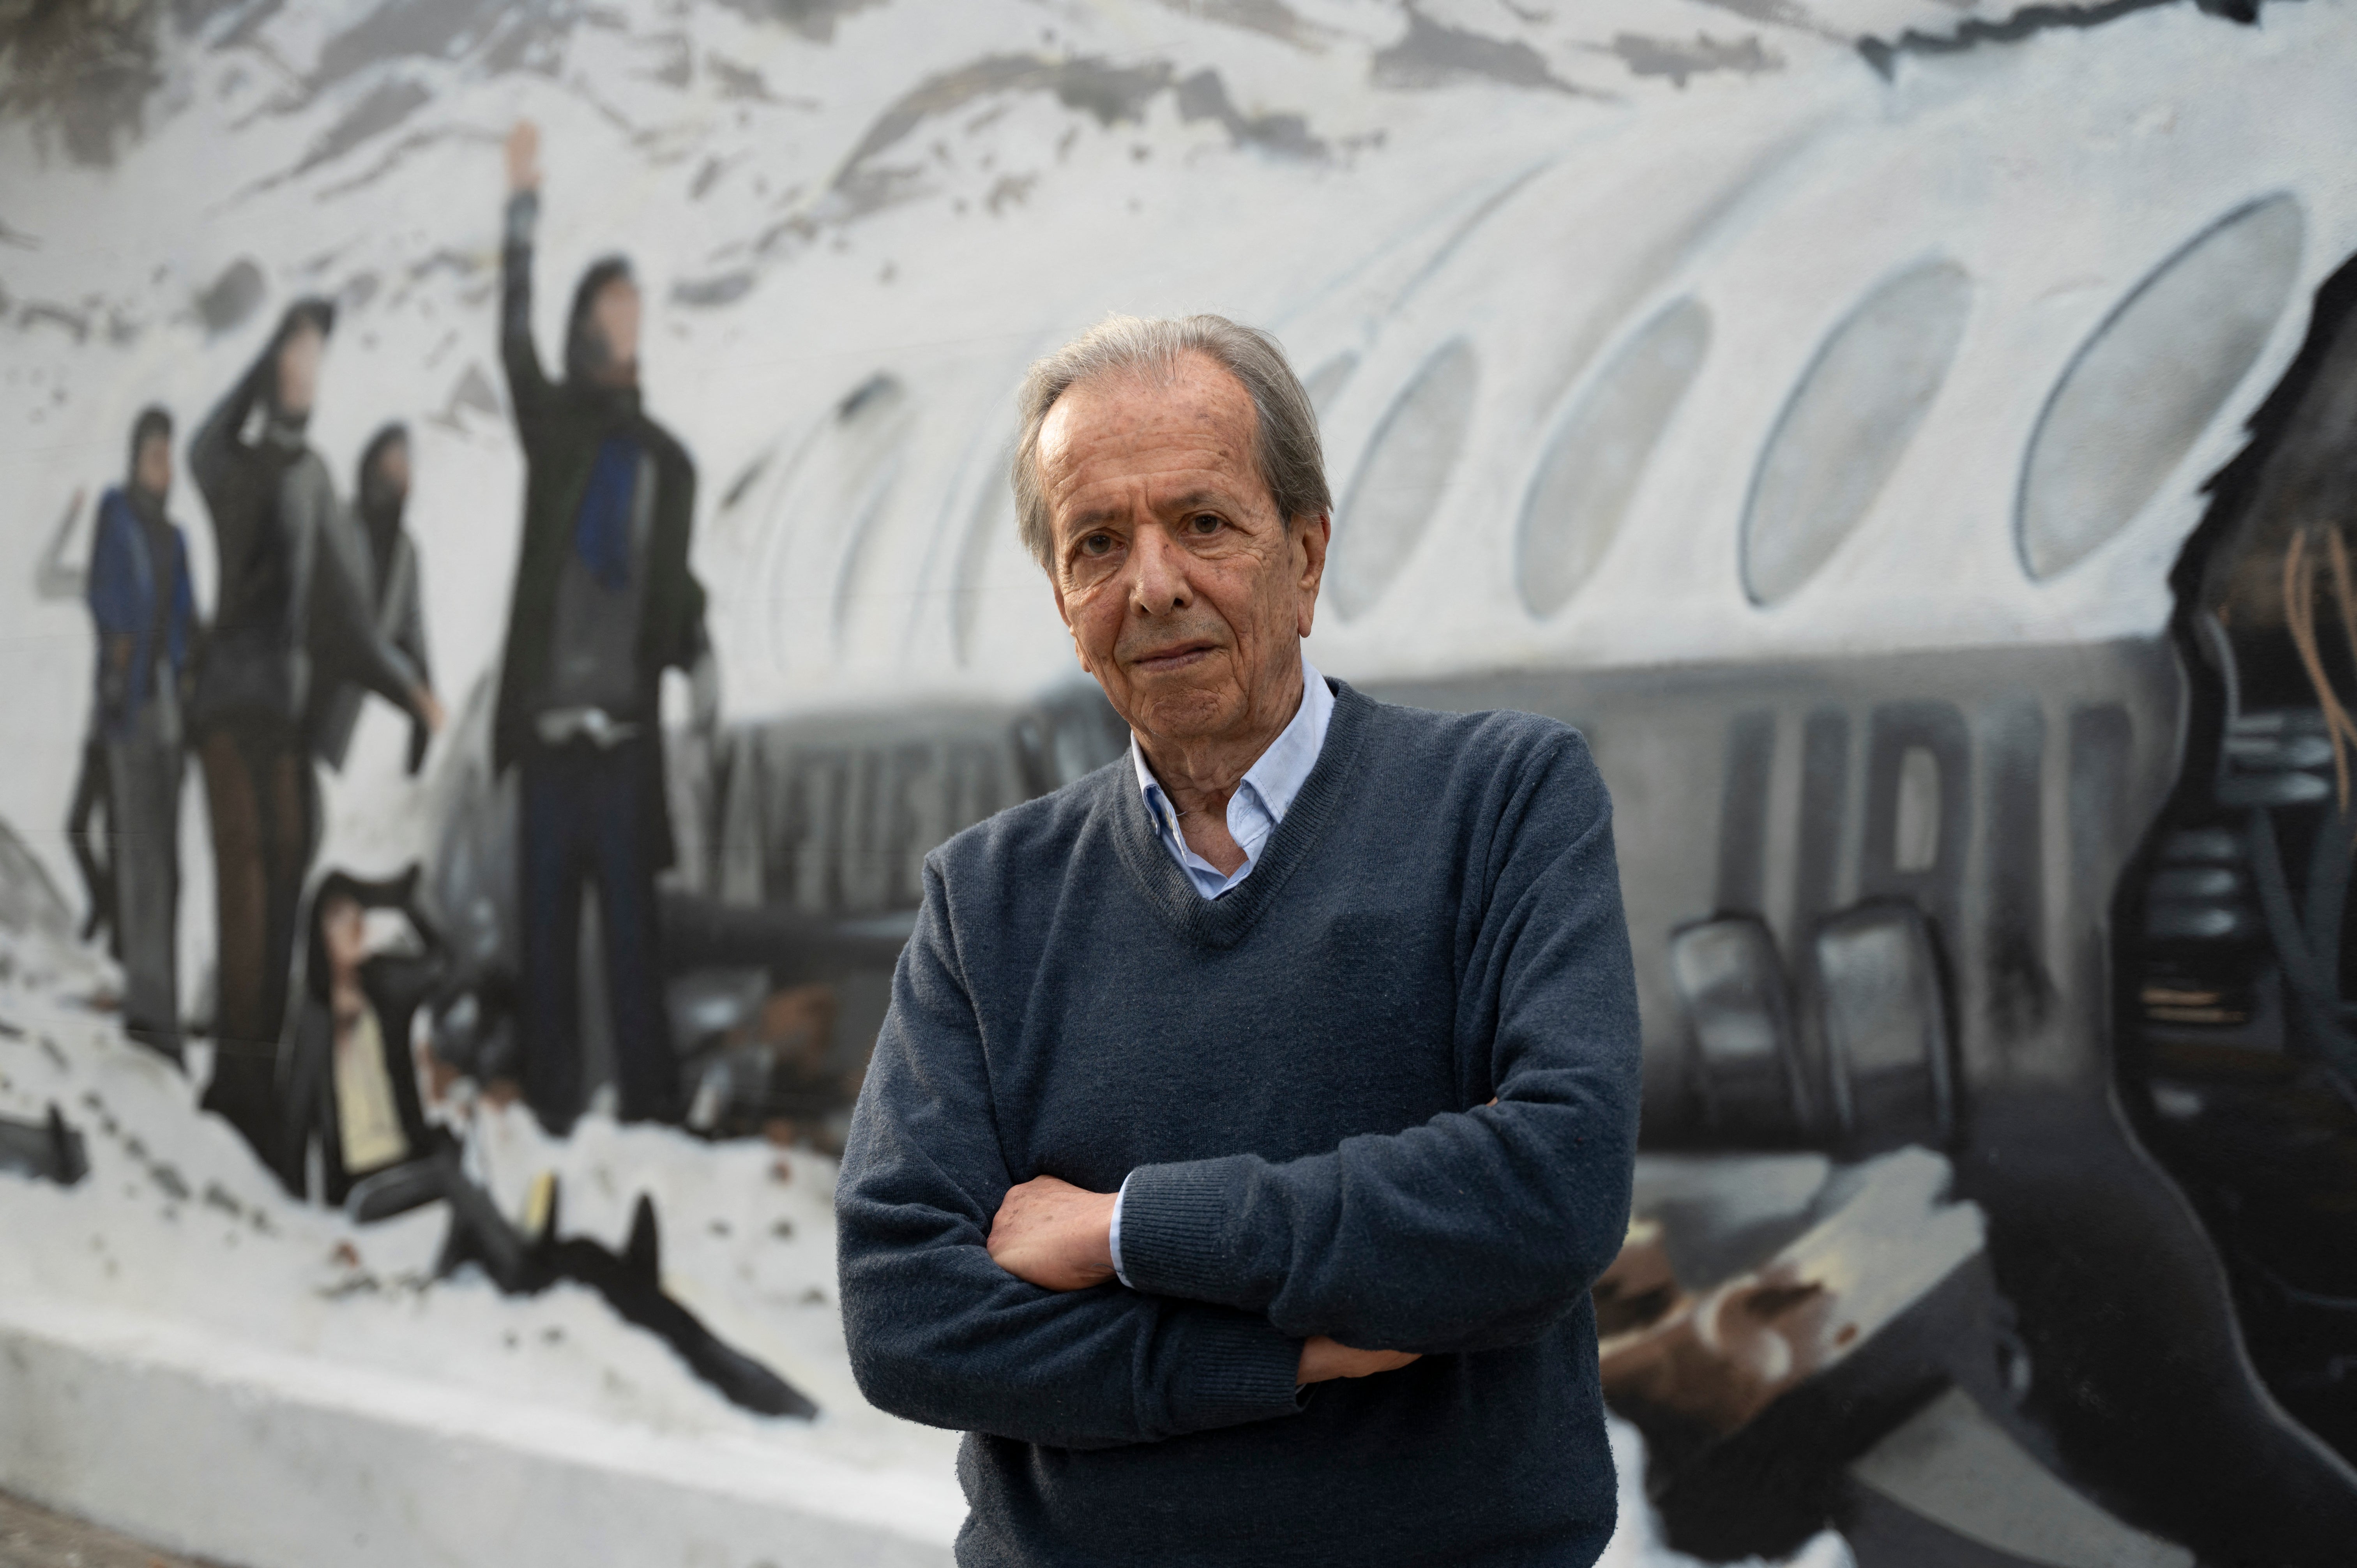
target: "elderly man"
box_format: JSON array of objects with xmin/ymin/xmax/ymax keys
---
[{"xmin": 836, "ymin": 316, "xmax": 1640, "ymax": 1567}]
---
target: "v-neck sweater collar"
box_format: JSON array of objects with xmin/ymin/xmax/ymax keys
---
[{"xmin": 1103, "ymin": 677, "xmax": 1375, "ymax": 952}]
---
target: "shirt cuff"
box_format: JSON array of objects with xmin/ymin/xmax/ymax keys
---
[
  {"xmin": 1114, "ymin": 1156, "xmax": 1257, "ymax": 1307},
  {"xmin": 1108, "ymin": 1171, "xmax": 1133, "ymax": 1288}
]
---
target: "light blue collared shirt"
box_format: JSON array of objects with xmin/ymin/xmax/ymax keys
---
[
  {"xmin": 1128, "ymin": 653, "xmax": 1336, "ymax": 900},
  {"xmin": 1109, "ymin": 652, "xmax": 1334, "ymax": 1287}
]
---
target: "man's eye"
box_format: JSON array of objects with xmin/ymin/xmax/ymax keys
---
[
  {"xmin": 1187, "ymin": 514, "xmax": 1221, "ymax": 535},
  {"xmin": 1081, "ymin": 533, "xmax": 1114, "ymax": 556}
]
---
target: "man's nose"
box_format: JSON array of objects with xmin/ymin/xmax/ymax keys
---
[{"xmin": 1127, "ymin": 525, "xmax": 1193, "ymax": 615}]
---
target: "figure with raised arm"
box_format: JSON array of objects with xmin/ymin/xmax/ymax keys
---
[
  {"xmin": 85, "ymin": 409, "xmax": 195, "ymax": 1059},
  {"xmin": 280, "ymin": 867, "xmax": 447, "ymax": 1204},
  {"xmin": 187, "ymin": 300, "xmax": 444, "ymax": 1163},
  {"xmin": 492, "ymin": 122, "xmax": 716, "ymax": 1134}
]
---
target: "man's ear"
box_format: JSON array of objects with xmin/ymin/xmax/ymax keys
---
[{"xmin": 1294, "ymin": 511, "xmax": 1331, "ymax": 638}]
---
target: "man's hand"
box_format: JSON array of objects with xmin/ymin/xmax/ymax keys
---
[
  {"xmin": 505, "ymin": 120, "xmax": 541, "ymax": 194},
  {"xmin": 988, "ymin": 1174, "xmax": 1117, "ymax": 1292},
  {"xmin": 411, "ymin": 683, "xmax": 446, "ymax": 736},
  {"xmin": 1297, "ymin": 1336, "xmax": 1421, "ymax": 1385}
]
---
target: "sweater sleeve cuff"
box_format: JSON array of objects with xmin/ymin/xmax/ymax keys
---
[
  {"xmin": 1116, "ymin": 1156, "xmax": 1255, "ymax": 1305},
  {"xmin": 1166, "ymin": 1310, "xmax": 1305, "ymax": 1432}
]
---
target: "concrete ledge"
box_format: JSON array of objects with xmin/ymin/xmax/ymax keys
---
[{"xmin": 0, "ymin": 1298, "xmax": 958, "ymax": 1568}]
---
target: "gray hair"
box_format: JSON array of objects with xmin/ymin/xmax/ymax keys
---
[{"xmin": 1011, "ymin": 313, "xmax": 1331, "ymax": 570}]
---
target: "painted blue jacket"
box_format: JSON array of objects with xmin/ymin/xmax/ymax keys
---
[{"xmin": 86, "ymin": 486, "xmax": 196, "ymax": 741}]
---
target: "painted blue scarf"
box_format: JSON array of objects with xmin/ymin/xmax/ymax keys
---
[{"xmin": 573, "ymin": 435, "xmax": 640, "ymax": 591}]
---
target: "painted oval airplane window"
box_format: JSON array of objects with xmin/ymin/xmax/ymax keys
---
[
  {"xmin": 2016, "ymin": 193, "xmax": 2305, "ymax": 582},
  {"xmin": 1329, "ymin": 338, "xmax": 1479, "ymax": 622},
  {"xmin": 1742, "ymin": 260, "xmax": 1972, "ymax": 608},
  {"xmin": 1518, "ymin": 297, "xmax": 1711, "ymax": 618},
  {"xmin": 952, "ymin": 449, "xmax": 1016, "ymax": 668},
  {"xmin": 758, "ymin": 372, "xmax": 912, "ymax": 671}
]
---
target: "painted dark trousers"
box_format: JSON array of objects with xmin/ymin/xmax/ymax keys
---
[
  {"xmin": 197, "ymin": 711, "xmax": 313, "ymax": 1161},
  {"xmin": 517, "ymin": 736, "xmax": 677, "ymax": 1134},
  {"xmin": 105, "ymin": 700, "xmax": 183, "ymax": 1060}
]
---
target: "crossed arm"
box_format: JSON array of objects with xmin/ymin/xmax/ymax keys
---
[
  {"xmin": 835, "ymin": 736, "xmax": 1641, "ymax": 1447},
  {"xmin": 986, "ymin": 1176, "xmax": 1421, "ymax": 1383}
]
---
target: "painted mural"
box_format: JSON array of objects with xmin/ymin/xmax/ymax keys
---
[{"xmin": 2, "ymin": 1, "xmax": 2355, "ymax": 1564}]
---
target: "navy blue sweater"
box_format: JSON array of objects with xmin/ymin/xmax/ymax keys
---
[{"xmin": 836, "ymin": 682, "xmax": 1641, "ymax": 1567}]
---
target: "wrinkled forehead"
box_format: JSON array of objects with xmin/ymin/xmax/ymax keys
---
[{"xmin": 1039, "ymin": 356, "xmax": 1264, "ymax": 517}]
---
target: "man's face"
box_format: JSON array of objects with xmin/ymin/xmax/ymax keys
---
[
  {"xmin": 376, "ymin": 438, "xmax": 411, "ymax": 500},
  {"xmin": 276, "ymin": 323, "xmax": 323, "ymax": 417},
  {"xmin": 1040, "ymin": 353, "xmax": 1329, "ymax": 748},
  {"xmin": 133, "ymin": 433, "xmax": 171, "ymax": 499},
  {"xmin": 321, "ymin": 895, "xmax": 367, "ymax": 980},
  {"xmin": 590, "ymin": 278, "xmax": 641, "ymax": 385}
]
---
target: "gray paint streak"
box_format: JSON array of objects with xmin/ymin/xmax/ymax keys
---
[{"xmin": 1609, "ymin": 31, "xmax": 1784, "ymax": 86}]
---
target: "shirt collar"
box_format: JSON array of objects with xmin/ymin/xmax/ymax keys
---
[
  {"xmin": 1236, "ymin": 653, "xmax": 1333, "ymax": 826},
  {"xmin": 1129, "ymin": 651, "xmax": 1333, "ymax": 844}
]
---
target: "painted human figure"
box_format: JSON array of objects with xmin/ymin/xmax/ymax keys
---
[
  {"xmin": 35, "ymin": 485, "xmax": 117, "ymax": 945},
  {"xmin": 187, "ymin": 301, "xmax": 445, "ymax": 1161},
  {"xmin": 279, "ymin": 868, "xmax": 443, "ymax": 1204},
  {"xmin": 493, "ymin": 121, "xmax": 717, "ymax": 1134},
  {"xmin": 85, "ymin": 408, "xmax": 196, "ymax": 1059},
  {"xmin": 309, "ymin": 423, "xmax": 436, "ymax": 778}
]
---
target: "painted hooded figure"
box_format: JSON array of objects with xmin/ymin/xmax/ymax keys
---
[{"xmin": 308, "ymin": 422, "xmax": 435, "ymax": 776}]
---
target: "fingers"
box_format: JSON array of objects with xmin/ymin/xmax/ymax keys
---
[
  {"xmin": 1295, "ymin": 1335, "xmax": 1423, "ymax": 1384},
  {"xmin": 504, "ymin": 121, "xmax": 541, "ymax": 192},
  {"xmin": 986, "ymin": 1176, "xmax": 1115, "ymax": 1292}
]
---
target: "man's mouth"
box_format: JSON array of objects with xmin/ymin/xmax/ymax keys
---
[{"xmin": 1127, "ymin": 641, "xmax": 1219, "ymax": 674}]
